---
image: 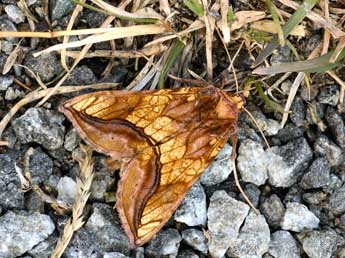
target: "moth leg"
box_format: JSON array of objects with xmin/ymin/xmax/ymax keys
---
[{"xmin": 230, "ymin": 134, "xmax": 259, "ymax": 214}]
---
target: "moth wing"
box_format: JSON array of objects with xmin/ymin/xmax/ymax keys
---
[{"xmin": 59, "ymin": 86, "xmax": 242, "ymax": 248}]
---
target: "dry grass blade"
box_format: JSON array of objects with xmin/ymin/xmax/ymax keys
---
[
  {"xmin": 201, "ymin": 0, "xmax": 215, "ymax": 80},
  {"xmin": 51, "ymin": 145, "xmax": 94, "ymax": 258},
  {"xmin": 3, "ymin": 40, "xmax": 22, "ymax": 75},
  {"xmin": 281, "ymin": 72, "xmax": 305, "ymax": 127},
  {"xmin": 0, "ymin": 27, "xmax": 137, "ymax": 38},
  {"xmin": 0, "ymin": 83, "xmax": 118, "ymax": 140},
  {"xmin": 90, "ymin": 0, "xmax": 162, "ymax": 21},
  {"xmin": 64, "ymin": 45, "xmax": 168, "ymax": 59},
  {"xmin": 60, "ymin": 0, "xmax": 85, "ymax": 72},
  {"xmin": 0, "ymin": 140, "xmax": 9, "ymax": 146},
  {"xmin": 218, "ymin": 0, "xmax": 230, "ymax": 43},
  {"xmin": 34, "ymin": 24, "xmax": 170, "ymax": 57}
]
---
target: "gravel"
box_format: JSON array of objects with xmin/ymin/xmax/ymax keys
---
[
  {"xmin": 1, "ymin": 2, "xmax": 345, "ymax": 257},
  {"xmin": 281, "ymin": 202, "xmax": 319, "ymax": 232}
]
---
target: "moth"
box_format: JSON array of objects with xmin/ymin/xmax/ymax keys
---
[{"xmin": 59, "ymin": 85, "xmax": 243, "ymax": 248}]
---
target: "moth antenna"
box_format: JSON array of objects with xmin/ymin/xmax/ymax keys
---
[
  {"xmin": 242, "ymin": 107, "xmax": 270, "ymax": 148},
  {"xmin": 232, "ymin": 162, "xmax": 259, "ymax": 214}
]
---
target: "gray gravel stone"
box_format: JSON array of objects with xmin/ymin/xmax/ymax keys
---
[
  {"xmin": 274, "ymin": 123, "xmax": 305, "ymax": 144},
  {"xmin": 65, "ymin": 203, "xmax": 130, "ymax": 257},
  {"xmin": 227, "ymin": 211, "xmax": 270, "ymax": 258},
  {"xmin": 0, "ymin": 75, "xmax": 13, "ymax": 91},
  {"xmin": 89, "ymin": 157, "xmax": 116, "ymax": 201},
  {"xmin": 0, "ymin": 17, "xmax": 18, "ymax": 43},
  {"xmin": 4, "ymin": 5, "xmax": 25, "ymax": 24},
  {"xmin": 281, "ymin": 202, "xmax": 319, "ymax": 232},
  {"xmin": 57, "ymin": 176, "xmax": 77, "ymax": 205},
  {"xmin": 302, "ymin": 192, "xmax": 327, "ymax": 205},
  {"xmin": 237, "ymin": 139, "xmax": 268, "ymax": 186},
  {"xmin": 328, "ymin": 185, "xmax": 345, "ymax": 214},
  {"xmin": 300, "ymin": 157, "xmax": 330, "ymax": 189},
  {"xmin": 260, "ymin": 194, "xmax": 285, "ymax": 227},
  {"xmin": 265, "ymin": 119, "xmax": 281, "ymax": 136},
  {"xmin": 207, "ymin": 190, "xmax": 250, "ymax": 258},
  {"xmin": 318, "ymin": 85, "xmax": 339, "ymax": 106},
  {"xmin": 27, "ymin": 234, "xmax": 58, "ymax": 258},
  {"xmin": 181, "ymin": 228, "xmax": 208, "ymax": 255},
  {"xmin": 103, "ymin": 252, "xmax": 129, "ymax": 258},
  {"xmin": 314, "ymin": 135, "xmax": 343, "ymax": 166},
  {"xmin": 50, "ymin": 0, "xmax": 76, "ymax": 20},
  {"xmin": 326, "ymin": 107, "xmax": 345, "ymax": 149},
  {"xmin": 12, "ymin": 107, "xmax": 65, "ymax": 150},
  {"xmin": 200, "ymin": 143, "xmax": 232, "ymax": 186},
  {"xmin": 24, "ymin": 53, "xmax": 62, "ymax": 82},
  {"xmin": 65, "ymin": 65, "xmax": 97, "ymax": 85},
  {"xmin": 0, "ymin": 211, "xmax": 55, "ymax": 258},
  {"xmin": 145, "ymin": 228, "xmax": 182, "ymax": 258},
  {"xmin": 0, "ymin": 153, "xmax": 24, "ymax": 209},
  {"xmin": 268, "ymin": 230, "xmax": 300, "ymax": 258},
  {"xmin": 290, "ymin": 97, "xmax": 306, "ymax": 127},
  {"xmin": 177, "ymin": 249, "xmax": 199, "ymax": 258},
  {"xmin": 28, "ymin": 147, "xmax": 53, "ymax": 185},
  {"xmin": 270, "ymin": 45, "xmax": 292, "ymax": 65},
  {"xmin": 301, "ymin": 229, "xmax": 340, "ymax": 258},
  {"xmin": 5, "ymin": 87, "xmax": 25, "ymax": 100},
  {"xmin": 64, "ymin": 128, "xmax": 81, "ymax": 151},
  {"xmin": 267, "ymin": 138, "xmax": 313, "ymax": 187},
  {"xmin": 174, "ymin": 182, "xmax": 207, "ymax": 226}
]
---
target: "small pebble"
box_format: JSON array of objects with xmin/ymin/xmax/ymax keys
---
[
  {"xmin": 290, "ymin": 97, "xmax": 306, "ymax": 127},
  {"xmin": 227, "ymin": 211, "xmax": 270, "ymax": 258},
  {"xmin": 267, "ymin": 138, "xmax": 313, "ymax": 187},
  {"xmin": 300, "ymin": 157, "xmax": 330, "ymax": 189},
  {"xmin": 325, "ymin": 107, "xmax": 345, "ymax": 149},
  {"xmin": 12, "ymin": 107, "xmax": 65, "ymax": 150},
  {"xmin": 318, "ymin": 85, "xmax": 339, "ymax": 106},
  {"xmin": 181, "ymin": 228, "xmax": 208, "ymax": 255},
  {"xmin": 24, "ymin": 53, "xmax": 62, "ymax": 82},
  {"xmin": 328, "ymin": 185, "xmax": 345, "ymax": 215},
  {"xmin": 207, "ymin": 190, "xmax": 249, "ymax": 258},
  {"xmin": 4, "ymin": 5, "xmax": 25, "ymax": 24},
  {"xmin": 65, "ymin": 203, "xmax": 130, "ymax": 257},
  {"xmin": 0, "ymin": 211, "xmax": 55, "ymax": 258},
  {"xmin": 281, "ymin": 202, "xmax": 319, "ymax": 232},
  {"xmin": 51, "ymin": 0, "xmax": 76, "ymax": 20},
  {"xmin": 0, "ymin": 75, "xmax": 13, "ymax": 91},
  {"xmin": 0, "ymin": 153, "xmax": 24, "ymax": 209},
  {"xmin": 57, "ymin": 176, "xmax": 77, "ymax": 205},
  {"xmin": 174, "ymin": 182, "xmax": 207, "ymax": 226},
  {"xmin": 268, "ymin": 230, "xmax": 300, "ymax": 258},
  {"xmin": 200, "ymin": 143, "xmax": 233, "ymax": 186},
  {"xmin": 5, "ymin": 87, "xmax": 25, "ymax": 100},
  {"xmin": 65, "ymin": 65, "xmax": 97, "ymax": 85},
  {"xmin": 314, "ymin": 135, "xmax": 343, "ymax": 166},
  {"xmin": 237, "ymin": 139, "xmax": 268, "ymax": 186},
  {"xmin": 260, "ymin": 194, "xmax": 285, "ymax": 227},
  {"xmin": 145, "ymin": 228, "xmax": 182, "ymax": 258},
  {"xmin": 300, "ymin": 229, "xmax": 341, "ymax": 258}
]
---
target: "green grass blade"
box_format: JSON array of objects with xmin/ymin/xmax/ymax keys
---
[{"xmin": 158, "ymin": 40, "xmax": 185, "ymax": 89}]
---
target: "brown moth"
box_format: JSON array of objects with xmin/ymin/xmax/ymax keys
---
[{"xmin": 59, "ymin": 85, "xmax": 243, "ymax": 248}]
